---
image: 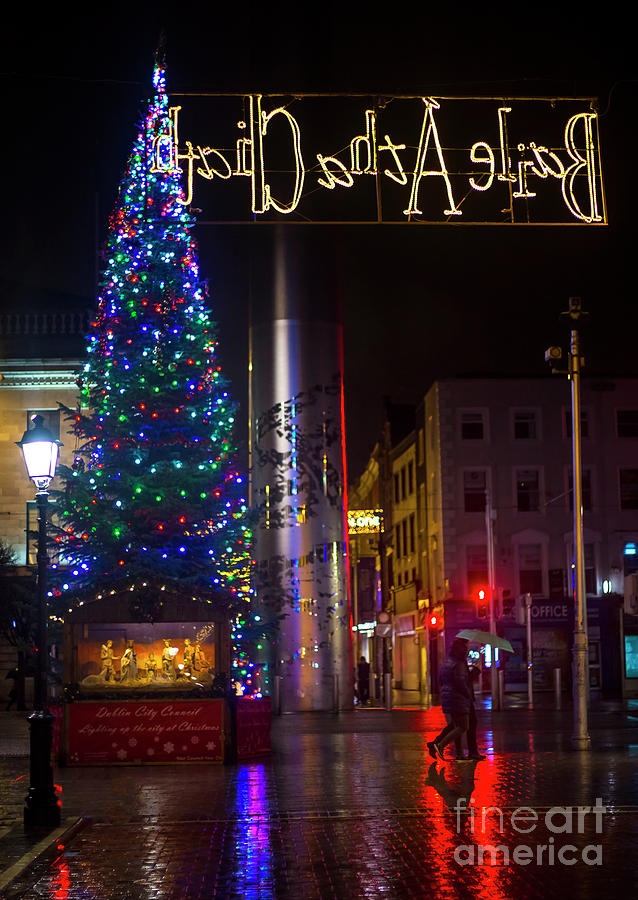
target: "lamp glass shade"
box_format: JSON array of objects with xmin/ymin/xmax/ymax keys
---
[{"xmin": 22, "ymin": 440, "xmax": 59, "ymax": 482}]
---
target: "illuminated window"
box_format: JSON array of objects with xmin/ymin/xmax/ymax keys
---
[
  {"xmin": 464, "ymin": 470, "xmax": 487, "ymax": 513},
  {"xmin": 27, "ymin": 408, "xmax": 61, "ymax": 441},
  {"xmin": 617, "ymin": 411, "xmax": 638, "ymax": 438},
  {"xmin": 620, "ymin": 469, "xmax": 638, "ymax": 510},
  {"xmin": 513, "ymin": 409, "xmax": 537, "ymax": 440},
  {"xmin": 516, "ymin": 469, "xmax": 540, "ymax": 512},
  {"xmin": 624, "ymin": 543, "xmax": 638, "ymax": 577}
]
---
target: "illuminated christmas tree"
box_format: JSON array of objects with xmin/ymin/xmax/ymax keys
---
[{"xmin": 49, "ymin": 58, "xmax": 253, "ymax": 643}]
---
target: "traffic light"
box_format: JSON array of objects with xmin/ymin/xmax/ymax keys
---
[
  {"xmin": 428, "ymin": 609, "xmax": 444, "ymax": 636},
  {"xmin": 476, "ymin": 587, "xmax": 489, "ymax": 619}
]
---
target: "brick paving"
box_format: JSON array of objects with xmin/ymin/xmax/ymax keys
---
[{"xmin": 1, "ymin": 698, "xmax": 638, "ymax": 898}]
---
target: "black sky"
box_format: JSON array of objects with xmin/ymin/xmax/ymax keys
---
[{"xmin": 1, "ymin": 7, "xmax": 637, "ymax": 477}]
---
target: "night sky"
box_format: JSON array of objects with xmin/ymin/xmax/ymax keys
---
[{"xmin": 1, "ymin": 8, "xmax": 636, "ymax": 478}]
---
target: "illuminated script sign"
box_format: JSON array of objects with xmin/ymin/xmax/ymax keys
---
[
  {"xmin": 348, "ymin": 509, "xmax": 383, "ymax": 534},
  {"xmin": 158, "ymin": 94, "xmax": 605, "ymax": 225}
]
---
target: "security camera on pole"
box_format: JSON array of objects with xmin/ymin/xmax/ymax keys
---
[{"xmin": 545, "ymin": 297, "xmax": 591, "ymax": 751}]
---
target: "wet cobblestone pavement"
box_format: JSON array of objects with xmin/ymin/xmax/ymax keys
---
[{"xmin": 1, "ymin": 699, "xmax": 638, "ymax": 898}]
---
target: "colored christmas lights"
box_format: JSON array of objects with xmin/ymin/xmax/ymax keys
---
[{"xmin": 49, "ymin": 58, "xmax": 257, "ymax": 691}]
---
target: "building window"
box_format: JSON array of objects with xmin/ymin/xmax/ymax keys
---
[
  {"xmin": 394, "ymin": 474, "xmax": 400, "ymax": 503},
  {"xmin": 620, "ymin": 469, "xmax": 638, "ymax": 510},
  {"xmin": 568, "ymin": 468, "xmax": 592, "ymax": 512},
  {"xmin": 27, "ymin": 408, "xmax": 61, "ymax": 441},
  {"xmin": 466, "ymin": 545, "xmax": 488, "ymax": 595},
  {"xmin": 617, "ymin": 410, "xmax": 638, "ymax": 437},
  {"xmin": 519, "ymin": 543, "xmax": 543, "ymax": 595},
  {"xmin": 409, "ymin": 514, "xmax": 415, "ymax": 554},
  {"xmin": 395, "ymin": 524, "xmax": 401, "ymax": 559},
  {"xmin": 464, "ymin": 470, "xmax": 487, "ymax": 513},
  {"xmin": 26, "ymin": 500, "xmax": 37, "ymax": 565},
  {"xmin": 401, "ymin": 467, "xmax": 406, "ymax": 500},
  {"xmin": 564, "ymin": 409, "xmax": 589, "ymax": 439},
  {"xmin": 513, "ymin": 410, "xmax": 537, "ymax": 440},
  {"xmin": 460, "ymin": 411, "xmax": 485, "ymax": 440},
  {"xmin": 418, "ymin": 429, "xmax": 424, "ymax": 465},
  {"xmin": 402, "ymin": 519, "xmax": 408, "ymax": 557},
  {"xmin": 408, "ymin": 461, "xmax": 414, "ymax": 495},
  {"xmin": 516, "ymin": 469, "xmax": 540, "ymax": 512}
]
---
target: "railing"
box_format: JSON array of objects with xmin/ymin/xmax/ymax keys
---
[{"xmin": 0, "ymin": 311, "xmax": 91, "ymax": 336}]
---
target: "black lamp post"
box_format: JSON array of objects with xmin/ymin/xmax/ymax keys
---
[{"xmin": 16, "ymin": 414, "xmax": 61, "ymax": 828}]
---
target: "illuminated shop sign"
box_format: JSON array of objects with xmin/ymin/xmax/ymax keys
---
[
  {"xmin": 156, "ymin": 94, "xmax": 605, "ymax": 225},
  {"xmin": 348, "ymin": 509, "xmax": 383, "ymax": 534}
]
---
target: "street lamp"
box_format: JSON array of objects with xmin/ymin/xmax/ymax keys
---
[{"xmin": 16, "ymin": 414, "xmax": 62, "ymax": 828}]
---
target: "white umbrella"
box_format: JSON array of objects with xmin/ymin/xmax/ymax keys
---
[{"xmin": 455, "ymin": 629, "xmax": 514, "ymax": 653}]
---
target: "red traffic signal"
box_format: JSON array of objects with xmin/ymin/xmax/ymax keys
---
[
  {"xmin": 476, "ymin": 587, "xmax": 489, "ymax": 619},
  {"xmin": 428, "ymin": 610, "xmax": 444, "ymax": 634}
]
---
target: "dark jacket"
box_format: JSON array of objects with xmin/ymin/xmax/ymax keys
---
[{"xmin": 438, "ymin": 657, "xmax": 473, "ymax": 716}]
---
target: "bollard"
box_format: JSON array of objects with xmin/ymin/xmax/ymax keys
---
[
  {"xmin": 497, "ymin": 669, "xmax": 505, "ymax": 709},
  {"xmin": 333, "ymin": 674, "xmax": 339, "ymax": 713},
  {"xmin": 554, "ymin": 667, "xmax": 562, "ymax": 710},
  {"xmin": 273, "ymin": 675, "xmax": 282, "ymax": 716},
  {"xmin": 384, "ymin": 673, "xmax": 392, "ymax": 711}
]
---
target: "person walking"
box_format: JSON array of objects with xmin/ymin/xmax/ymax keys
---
[
  {"xmin": 357, "ymin": 656, "xmax": 370, "ymax": 705},
  {"xmin": 454, "ymin": 663, "xmax": 486, "ymax": 760},
  {"xmin": 427, "ymin": 638, "xmax": 479, "ymax": 761}
]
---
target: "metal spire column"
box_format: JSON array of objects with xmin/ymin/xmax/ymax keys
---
[{"xmin": 249, "ymin": 226, "xmax": 353, "ymax": 712}]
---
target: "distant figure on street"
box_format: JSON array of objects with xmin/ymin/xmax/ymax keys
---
[
  {"xmin": 428, "ymin": 638, "xmax": 482, "ymax": 761},
  {"xmin": 357, "ymin": 656, "xmax": 370, "ymax": 705}
]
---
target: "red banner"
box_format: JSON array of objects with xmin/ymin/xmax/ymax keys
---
[
  {"xmin": 236, "ymin": 697, "xmax": 271, "ymax": 759},
  {"xmin": 66, "ymin": 699, "xmax": 224, "ymax": 765}
]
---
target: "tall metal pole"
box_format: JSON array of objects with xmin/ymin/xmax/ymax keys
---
[
  {"xmin": 525, "ymin": 592, "xmax": 533, "ymax": 708},
  {"xmin": 24, "ymin": 489, "xmax": 60, "ymax": 827},
  {"xmin": 352, "ymin": 537, "xmax": 359, "ymax": 669},
  {"xmin": 567, "ymin": 298, "xmax": 591, "ymax": 750},
  {"xmin": 485, "ymin": 488, "xmax": 499, "ymax": 709}
]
